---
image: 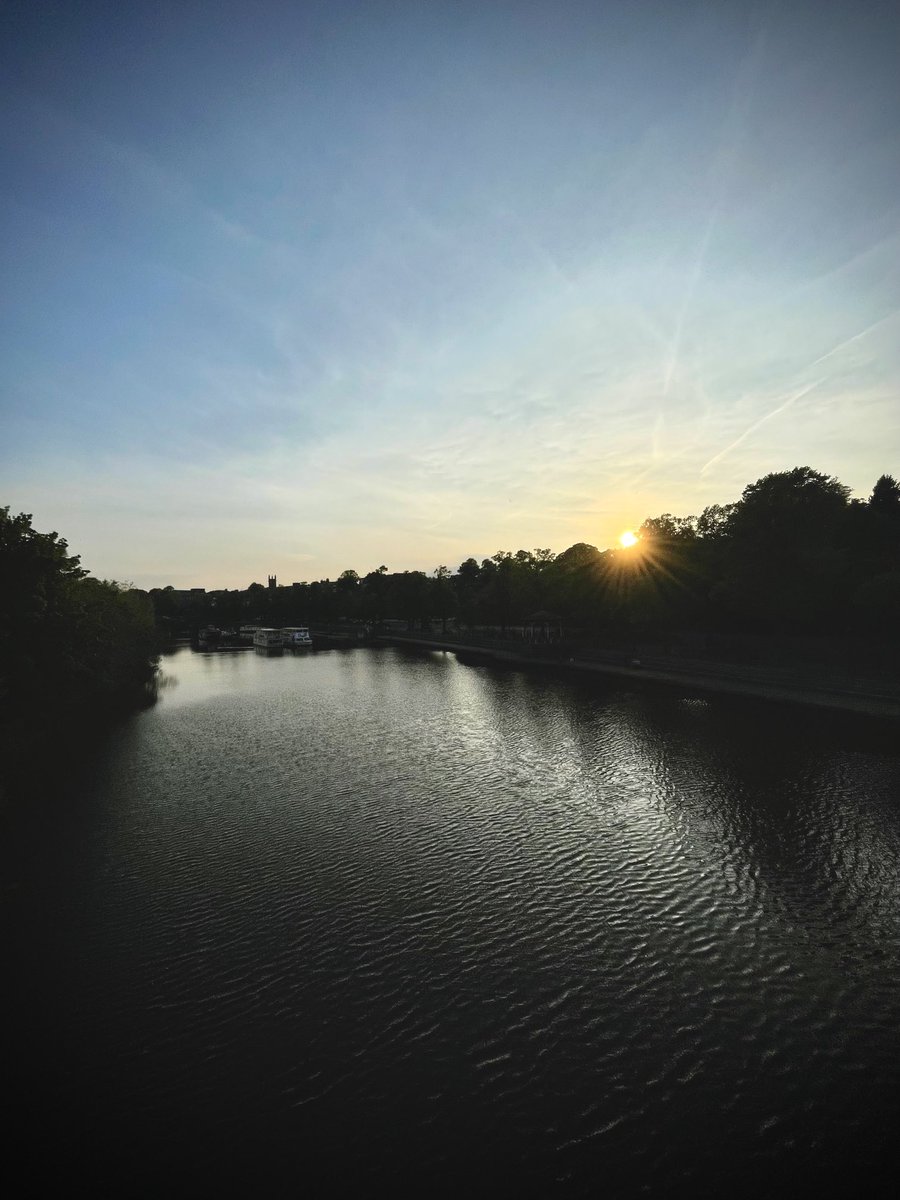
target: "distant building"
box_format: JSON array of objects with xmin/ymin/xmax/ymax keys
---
[{"xmin": 268, "ymin": 574, "xmax": 277, "ymax": 589}]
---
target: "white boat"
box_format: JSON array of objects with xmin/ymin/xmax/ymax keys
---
[
  {"xmin": 253, "ymin": 628, "xmax": 283, "ymax": 650},
  {"xmin": 280, "ymin": 626, "xmax": 313, "ymax": 648}
]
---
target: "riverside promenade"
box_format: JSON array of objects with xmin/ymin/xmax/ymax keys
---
[{"xmin": 375, "ymin": 630, "xmax": 900, "ymax": 720}]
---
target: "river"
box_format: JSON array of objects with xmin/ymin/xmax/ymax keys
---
[{"xmin": 4, "ymin": 645, "xmax": 900, "ymax": 1193}]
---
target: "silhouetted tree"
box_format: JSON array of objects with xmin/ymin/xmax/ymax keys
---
[
  {"xmin": 715, "ymin": 468, "xmax": 852, "ymax": 631},
  {"xmin": 142, "ymin": 463, "xmax": 899, "ymax": 652},
  {"xmin": 454, "ymin": 558, "xmax": 482, "ymax": 629},
  {"xmin": 432, "ymin": 566, "xmax": 455, "ymax": 634},
  {"xmin": 336, "ymin": 569, "xmax": 361, "ymax": 619},
  {"xmin": 1, "ymin": 507, "xmax": 159, "ymax": 766},
  {"xmin": 390, "ymin": 571, "xmax": 430, "ymax": 630},
  {"xmin": 869, "ymin": 474, "xmax": 900, "ymax": 513},
  {"xmin": 362, "ymin": 566, "xmax": 389, "ymax": 628}
]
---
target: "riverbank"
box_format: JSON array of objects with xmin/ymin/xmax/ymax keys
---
[{"xmin": 376, "ymin": 633, "xmax": 900, "ymax": 719}]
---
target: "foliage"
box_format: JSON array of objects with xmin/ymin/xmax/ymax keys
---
[
  {"xmin": 870, "ymin": 474, "xmax": 900, "ymax": 513},
  {"xmin": 145, "ymin": 466, "xmax": 899, "ymax": 644},
  {"xmin": 1, "ymin": 507, "xmax": 160, "ymax": 755}
]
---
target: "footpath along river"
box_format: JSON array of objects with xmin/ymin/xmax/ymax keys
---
[{"xmin": 4, "ymin": 644, "xmax": 900, "ymax": 1192}]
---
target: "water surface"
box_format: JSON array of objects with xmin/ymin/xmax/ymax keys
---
[{"xmin": 5, "ymin": 646, "xmax": 900, "ymax": 1191}]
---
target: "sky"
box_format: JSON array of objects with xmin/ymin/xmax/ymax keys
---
[{"xmin": 2, "ymin": 0, "xmax": 898, "ymax": 589}]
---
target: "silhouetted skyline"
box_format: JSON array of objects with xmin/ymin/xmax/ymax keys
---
[{"xmin": 2, "ymin": 1, "xmax": 898, "ymax": 588}]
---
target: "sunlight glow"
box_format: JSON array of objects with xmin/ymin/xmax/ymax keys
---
[{"xmin": 619, "ymin": 530, "xmax": 638, "ymax": 548}]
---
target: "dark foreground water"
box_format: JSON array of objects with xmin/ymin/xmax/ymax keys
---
[{"xmin": 4, "ymin": 646, "xmax": 900, "ymax": 1193}]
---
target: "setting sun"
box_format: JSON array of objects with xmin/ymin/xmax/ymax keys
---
[{"xmin": 619, "ymin": 530, "xmax": 638, "ymax": 548}]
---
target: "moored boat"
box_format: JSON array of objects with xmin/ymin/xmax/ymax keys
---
[
  {"xmin": 280, "ymin": 626, "xmax": 313, "ymax": 648},
  {"xmin": 252, "ymin": 628, "xmax": 283, "ymax": 650}
]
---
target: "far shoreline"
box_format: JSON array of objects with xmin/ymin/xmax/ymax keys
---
[{"xmin": 374, "ymin": 632, "xmax": 900, "ymax": 721}]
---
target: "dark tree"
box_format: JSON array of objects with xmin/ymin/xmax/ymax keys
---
[
  {"xmin": 715, "ymin": 468, "xmax": 853, "ymax": 631},
  {"xmin": 1, "ymin": 507, "xmax": 159, "ymax": 768},
  {"xmin": 869, "ymin": 474, "xmax": 900, "ymax": 513},
  {"xmin": 432, "ymin": 566, "xmax": 456, "ymax": 634}
]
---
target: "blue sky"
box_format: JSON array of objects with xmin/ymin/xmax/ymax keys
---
[{"xmin": 2, "ymin": 0, "xmax": 898, "ymax": 588}]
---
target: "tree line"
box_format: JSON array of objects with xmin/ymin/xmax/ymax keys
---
[
  {"xmin": 152, "ymin": 467, "xmax": 899, "ymax": 643},
  {"xmin": 1, "ymin": 506, "xmax": 159, "ymax": 769}
]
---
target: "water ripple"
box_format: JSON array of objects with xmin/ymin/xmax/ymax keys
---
[{"xmin": 4, "ymin": 647, "xmax": 900, "ymax": 1190}]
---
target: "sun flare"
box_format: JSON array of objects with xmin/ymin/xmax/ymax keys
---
[{"xmin": 619, "ymin": 530, "xmax": 638, "ymax": 548}]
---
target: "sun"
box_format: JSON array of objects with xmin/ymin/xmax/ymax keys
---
[{"xmin": 619, "ymin": 530, "xmax": 638, "ymax": 548}]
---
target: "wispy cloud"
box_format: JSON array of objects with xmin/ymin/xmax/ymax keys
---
[{"xmin": 4, "ymin": 5, "xmax": 899, "ymax": 585}]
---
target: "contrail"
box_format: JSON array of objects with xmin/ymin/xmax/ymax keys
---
[
  {"xmin": 803, "ymin": 309, "xmax": 900, "ymax": 373},
  {"xmin": 701, "ymin": 378, "xmax": 824, "ymax": 475},
  {"xmin": 661, "ymin": 19, "xmax": 767, "ymax": 401},
  {"xmin": 700, "ymin": 306, "xmax": 898, "ymax": 477},
  {"xmin": 662, "ymin": 206, "xmax": 719, "ymax": 398}
]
